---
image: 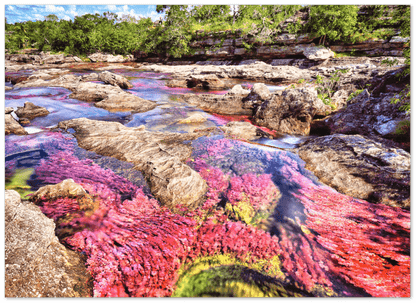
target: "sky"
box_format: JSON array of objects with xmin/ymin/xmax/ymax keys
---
[{"xmin": 4, "ymin": 4, "xmax": 164, "ymax": 24}]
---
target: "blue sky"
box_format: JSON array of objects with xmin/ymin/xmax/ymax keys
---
[{"xmin": 5, "ymin": 4, "xmax": 164, "ymax": 24}]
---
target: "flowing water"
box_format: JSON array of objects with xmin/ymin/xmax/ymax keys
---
[{"xmin": 4, "ymin": 67, "xmax": 410, "ymax": 297}]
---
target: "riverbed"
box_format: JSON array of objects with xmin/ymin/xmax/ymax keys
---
[{"xmin": 4, "ymin": 66, "xmax": 410, "ymax": 297}]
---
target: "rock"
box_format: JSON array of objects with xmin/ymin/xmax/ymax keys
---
[
  {"xmin": 228, "ymin": 84, "xmax": 250, "ymax": 95},
  {"xmin": 331, "ymin": 89, "xmax": 349, "ymax": 109},
  {"xmin": 219, "ymin": 121, "xmax": 268, "ymax": 141},
  {"xmin": 98, "ymin": 71, "xmax": 133, "ymax": 89},
  {"xmin": 15, "ymin": 74, "xmax": 156, "ymax": 113},
  {"xmin": 145, "ymin": 63, "xmax": 311, "ymax": 83},
  {"xmin": 253, "ymin": 87, "xmax": 331, "ymax": 135},
  {"xmin": 178, "ymin": 113, "xmax": 207, "ymax": 124},
  {"xmin": 5, "ymin": 107, "xmax": 14, "ymax": 114},
  {"xmin": 303, "ymin": 46, "xmax": 335, "ymax": 61},
  {"xmin": 30, "ymin": 179, "xmax": 87, "ymax": 202},
  {"xmin": 5, "ymin": 190, "xmax": 92, "ymax": 297},
  {"xmin": 88, "ymin": 53, "xmax": 126, "ymax": 63},
  {"xmin": 242, "ymin": 83, "xmax": 271, "ymax": 109},
  {"xmin": 11, "ymin": 75, "xmax": 29, "ymax": 85},
  {"xmin": 58, "ymin": 118, "xmax": 208, "ymax": 210},
  {"xmin": 374, "ymin": 118, "xmax": 401, "ymax": 136},
  {"xmin": 166, "ymin": 79, "xmax": 188, "ymax": 88},
  {"xmin": 15, "ymin": 102, "xmax": 50, "ymax": 120},
  {"xmin": 187, "ymin": 74, "xmax": 226, "ymax": 89},
  {"xmin": 70, "ymin": 82, "xmax": 157, "ymax": 112},
  {"xmin": 297, "ymin": 134, "xmax": 410, "ymax": 208},
  {"xmin": 5, "ymin": 86, "xmax": 13, "ymax": 91},
  {"xmin": 182, "ymin": 85, "xmax": 252, "ymax": 115},
  {"xmin": 5, "ymin": 114, "xmax": 27, "ymax": 136}
]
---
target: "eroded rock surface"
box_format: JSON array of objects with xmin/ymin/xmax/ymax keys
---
[
  {"xmin": 253, "ymin": 87, "xmax": 331, "ymax": 135},
  {"xmin": 297, "ymin": 134, "xmax": 410, "ymax": 208},
  {"xmin": 5, "ymin": 190, "xmax": 92, "ymax": 297},
  {"xmin": 58, "ymin": 118, "xmax": 208, "ymax": 210},
  {"xmin": 15, "ymin": 102, "xmax": 50, "ymax": 120},
  {"xmin": 182, "ymin": 84, "xmax": 251, "ymax": 115}
]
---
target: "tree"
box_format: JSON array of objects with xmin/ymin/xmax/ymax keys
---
[{"xmin": 305, "ymin": 5, "xmax": 359, "ymax": 45}]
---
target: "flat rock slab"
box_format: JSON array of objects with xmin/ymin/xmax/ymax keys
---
[
  {"xmin": 5, "ymin": 190, "xmax": 92, "ymax": 297},
  {"xmin": 297, "ymin": 134, "xmax": 410, "ymax": 208},
  {"xmin": 145, "ymin": 62, "xmax": 312, "ymax": 83},
  {"xmin": 58, "ymin": 118, "xmax": 208, "ymax": 210}
]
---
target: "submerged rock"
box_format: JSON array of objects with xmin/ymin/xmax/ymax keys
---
[
  {"xmin": 178, "ymin": 113, "xmax": 208, "ymax": 124},
  {"xmin": 58, "ymin": 118, "xmax": 208, "ymax": 210},
  {"xmin": 15, "ymin": 101, "xmax": 50, "ymax": 120},
  {"xmin": 297, "ymin": 134, "xmax": 410, "ymax": 208},
  {"xmin": 30, "ymin": 179, "xmax": 87, "ymax": 202},
  {"xmin": 5, "ymin": 190, "xmax": 92, "ymax": 297}
]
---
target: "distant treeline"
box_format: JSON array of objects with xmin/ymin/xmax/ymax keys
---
[{"xmin": 5, "ymin": 5, "xmax": 410, "ymax": 58}]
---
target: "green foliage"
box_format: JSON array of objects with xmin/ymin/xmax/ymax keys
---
[
  {"xmin": 346, "ymin": 89, "xmax": 364, "ymax": 102},
  {"xmin": 390, "ymin": 84, "xmax": 410, "ymax": 114},
  {"xmin": 315, "ymin": 69, "xmax": 349, "ymax": 110},
  {"xmin": 5, "ymin": 168, "xmax": 35, "ymax": 199},
  {"xmin": 394, "ymin": 120, "xmax": 410, "ymax": 136},
  {"xmin": 305, "ymin": 5, "xmax": 359, "ymax": 44}
]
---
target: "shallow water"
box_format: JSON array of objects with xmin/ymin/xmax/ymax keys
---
[{"xmin": 4, "ymin": 67, "xmax": 410, "ymax": 298}]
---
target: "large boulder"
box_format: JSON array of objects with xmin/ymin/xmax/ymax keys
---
[
  {"xmin": 15, "ymin": 102, "xmax": 50, "ymax": 120},
  {"xmin": 253, "ymin": 87, "xmax": 331, "ymax": 135},
  {"xmin": 58, "ymin": 118, "xmax": 208, "ymax": 210},
  {"xmin": 297, "ymin": 134, "xmax": 410, "ymax": 208},
  {"xmin": 186, "ymin": 74, "xmax": 226, "ymax": 89},
  {"xmin": 88, "ymin": 53, "xmax": 127, "ymax": 63},
  {"xmin": 303, "ymin": 46, "xmax": 335, "ymax": 61},
  {"xmin": 242, "ymin": 83, "xmax": 272, "ymax": 109},
  {"xmin": 98, "ymin": 71, "xmax": 133, "ymax": 89},
  {"xmin": 5, "ymin": 190, "xmax": 92, "ymax": 297},
  {"xmin": 182, "ymin": 84, "xmax": 252, "ymax": 115}
]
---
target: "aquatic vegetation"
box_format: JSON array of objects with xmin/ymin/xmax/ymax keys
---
[{"xmin": 5, "ymin": 168, "xmax": 35, "ymax": 199}]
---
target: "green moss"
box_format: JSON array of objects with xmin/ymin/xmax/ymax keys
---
[
  {"xmin": 5, "ymin": 168, "xmax": 35, "ymax": 199},
  {"xmin": 173, "ymin": 253, "xmax": 289, "ymax": 297},
  {"xmin": 225, "ymin": 201, "xmax": 254, "ymax": 224},
  {"xmin": 173, "ymin": 256, "xmax": 304, "ymax": 297}
]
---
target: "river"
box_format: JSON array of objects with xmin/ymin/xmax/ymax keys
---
[{"xmin": 4, "ymin": 67, "xmax": 410, "ymax": 297}]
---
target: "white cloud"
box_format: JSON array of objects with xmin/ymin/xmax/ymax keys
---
[
  {"xmin": 107, "ymin": 5, "xmax": 117, "ymax": 11},
  {"xmin": 63, "ymin": 15, "xmax": 71, "ymax": 21},
  {"xmin": 8, "ymin": 6, "xmax": 14, "ymax": 11},
  {"xmin": 45, "ymin": 5, "xmax": 65, "ymax": 13},
  {"xmin": 123, "ymin": 5, "xmax": 129, "ymax": 12},
  {"xmin": 34, "ymin": 14, "xmax": 43, "ymax": 20}
]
